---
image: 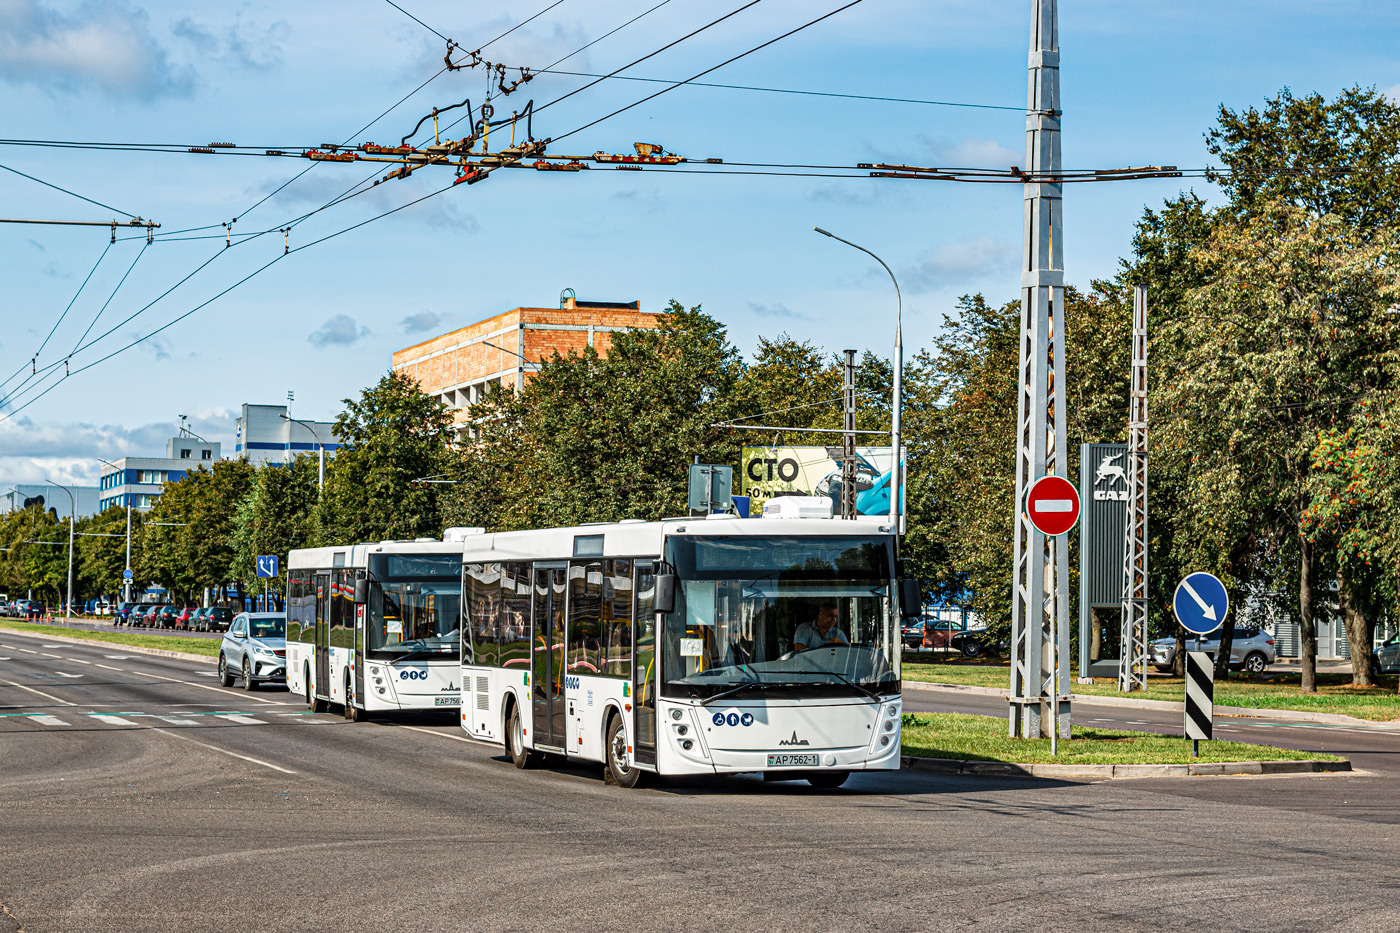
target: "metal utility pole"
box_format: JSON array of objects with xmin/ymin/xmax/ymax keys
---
[
  {"xmin": 1119, "ymin": 285, "xmax": 1150, "ymax": 691},
  {"xmin": 97, "ymin": 457, "xmax": 132, "ymax": 603},
  {"xmin": 47, "ymin": 480, "xmax": 76, "ymax": 620},
  {"xmin": 1008, "ymin": 0, "xmax": 1069, "ymax": 739},
  {"xmin": 842, "ymin": 349, "xmax": 857, "ymax": 519}
]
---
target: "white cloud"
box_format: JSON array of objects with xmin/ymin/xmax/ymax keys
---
[
  {"xmin": 0, "ymin": 409, "xmax": 235, "ymax": 485},
  {"xmin": 1384, "ymin": 84, "xmax": 1400, "ymax": 104},
  {"xmin": 903, "ymin": 236, "xmax": 1018, "ymax": 293},
  {"xmin": 308, "ymin": 313, "xmax": 370, "ymax": 348},
  {"xmin": 0, "ymin": 0, "xmax": 193, "ymax": 99},
  {"xmin": 746, "ymin": 301, "xmax": 813, "ymax": 322},
  {"xmin": 915, "ymin": 134, "xmax": 1020, "ymax": 169},
  {"xmin": 400, "ymin": 310, "xmax": 446, "ymax": 334},
  {"xmin": 171, "ymin": 14, "xmax": 288, "ymax": 71}
]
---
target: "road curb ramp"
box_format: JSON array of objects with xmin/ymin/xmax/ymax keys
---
[
  {"xmin": 0, "ymin": 625, "xmax": 214, "ymax": 664},
  {"xmin": 901, "ymin": 754, "xmax": 1351, "ymax": 780},
  {"xmin": 902, "ymin": 679, "xmax": 1398, "ymax": 727}
]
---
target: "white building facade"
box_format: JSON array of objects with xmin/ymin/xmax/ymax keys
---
[
  {"xmin": 97, "ymin": 436, "xmax": 221, "ymax": 512},
  {"xmin": 234, "ymin": 404, "xmax": 340, "ymax": 466}
]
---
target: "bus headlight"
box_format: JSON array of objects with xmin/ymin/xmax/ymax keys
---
[
  {"xmin": 670, "ymin": 709, "xmax": 683, "ymax": 721},
  {"xmin": 884, "ymin": 720, "xmax": 895, "ymax": 732},
  {"xmin": 675, "ymin": 724, "xmax": 689, "ymax": 736}
]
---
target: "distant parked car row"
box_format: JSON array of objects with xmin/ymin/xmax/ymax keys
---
[
  {"xmin": 2, "ymin": 599, "xmax": 46, "ymax": 620},
  {"xmin": 114, "ymin": 603, "xmax": 233, "ymax": 632},
  {"xmin": 902, "ymin": 614, "xmax": 1002, "ymax": 659}
]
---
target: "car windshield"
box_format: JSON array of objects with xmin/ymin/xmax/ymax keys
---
[
  {"xmin": 661, "ymin": 535, "xmax": 898, "ymax": 700},
  {"xmin": 367, "ymin": 553, "xmax": 461, "ymax": 660},
  {"xmin": 249, "ymin": 617, "xmax": 285, "ymax": 638}
]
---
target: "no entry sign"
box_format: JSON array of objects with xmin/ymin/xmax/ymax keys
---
[{"xmin": 1025, "ymin": 474, "xmax": 1081, "ymax": 537}]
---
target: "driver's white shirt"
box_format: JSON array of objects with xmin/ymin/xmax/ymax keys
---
[{"xmin": 793, "ymin": 622, "xmax": 849, "ymax": 650}]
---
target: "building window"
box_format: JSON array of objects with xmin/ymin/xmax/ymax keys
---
[
  {"xmin": 180, "ymin": 449, "xmax": 191, "ymax": 459},
  {"xmin": 202, "ymin": 450, "xmax": 212, "ymax": 460},
  {"xmin": 138, "ymin": 470, "xmax": 165, "ymax": 484}
]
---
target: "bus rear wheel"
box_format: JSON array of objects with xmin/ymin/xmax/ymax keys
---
[
  {"xmin": 507, "ymin": 703, "xmax": 536, "ymax": 769},
  {"xmin": 306, "ymin": 666, "xmax": 327, "ymax": 713},
  {"xmin": 606, "ymin": 714, "xmax": 642, "ymax": 788}
]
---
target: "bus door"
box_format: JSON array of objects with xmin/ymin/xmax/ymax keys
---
[
  {"xmin": 531, "ymin": 563, "xmax": 568, "ymax": 750},
  {"xmin": 353, "ymin": 571, "xmax": 366, "ymax": 707},
  {"xmin": 633, "ymin": 562, "xmax": 658, "ymax": 765},
  {"xmin": 315, "ymin": 571, "xmax": 331, "ymax": 697}
]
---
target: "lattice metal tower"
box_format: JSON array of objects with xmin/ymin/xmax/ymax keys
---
[
  {"xmin": 1119, "ymin": 285, "xmax": 1149, "ymax": 691},
  {"xmin": 1008, "ymin": 0, "xmax": 1070, "ymax": 739}
]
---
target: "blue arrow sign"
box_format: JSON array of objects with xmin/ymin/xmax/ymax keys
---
[
  {"xmin": 1173, "ymin": 572, "xmax": 1228, "ymax": 635},
  {"xmin": 122, "ymin": 569, "xmax": 133, "ymax": 581},
  {"xmin": 255, "ymin": 555, "xmax": 279, "ymax": 579}
]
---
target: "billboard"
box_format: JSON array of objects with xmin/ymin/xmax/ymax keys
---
[{"xmin": 740, "ymin": 445, "xmax": 905, "ymax": 519}]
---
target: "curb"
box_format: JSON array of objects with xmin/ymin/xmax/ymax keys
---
[
  {"xmin": 900, "ymin": 754, "xmax": 1352, "ymax": 781},
  {"xmin": 0, "ymin": 625, "xmax": 216, "ymax": 665},
  {"xmin": 902, "ymin": 679, "xmax": 1399, "ymax": 727}
]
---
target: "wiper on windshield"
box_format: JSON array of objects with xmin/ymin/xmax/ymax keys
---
[
  {"xmin": 700, "ymin": 681, "xmax": 816, "ymax": 706},
  {"xmin": 822, "ymin": 670, "xmax": 881, "ymax": 701},
  {"xmin": 388, "ymin": 646, "xmax": 448, "ymax": 664}
]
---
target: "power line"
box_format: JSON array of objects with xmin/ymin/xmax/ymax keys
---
[
  {"xmin": 475, "ymin": 0, "xmax": 569, "ymax": 54},
  {"xmin": 0, "ymin": 161, "xmax": 137, "ymax": 218},
  {"xmin": 383, "ymin": 0, "xmax": 450, "ymax": 43},
  {"xmin": 539, "ymin": 0, "xmax": 678, "ymax": 73}
]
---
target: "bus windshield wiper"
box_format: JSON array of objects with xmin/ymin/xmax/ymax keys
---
[
  {"xmin": 700, "ymin": 680, "xmax": 812, "ymax": 706},
  {"xmin": 821, "ymin": 670, "xmax": 881, "ymax": 701}
]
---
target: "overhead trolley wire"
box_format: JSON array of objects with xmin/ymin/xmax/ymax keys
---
[
  {"xmin": 551, "ymin": 0, "xmax": 867, "ymax": 143},
  {"xmin": 383, "ymin": 0, "xmax": 451, "ymax": 43},
  {"xmin": 0, "ymin": 161, "xmax": 138, "ymax": 218},
  {"xmin": 475, "ymin": 0, "xmax": 569, "ymax": 54},
  {"xmin": 538, "ymin": 0, "xmax": 679, "ymax": 73}
]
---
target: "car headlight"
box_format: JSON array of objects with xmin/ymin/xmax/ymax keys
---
[{"xmin": 251, "ymin": 644, "xmax": 275, "ymax": 657}]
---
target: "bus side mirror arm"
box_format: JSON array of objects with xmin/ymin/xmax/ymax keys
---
[
  {"xmin": 655, "ymin": 574, "xmax": 677, "ymax": 614},
  {"xmin": 899, "ymin": 578, "xmax": 922, "ymax": 620}
]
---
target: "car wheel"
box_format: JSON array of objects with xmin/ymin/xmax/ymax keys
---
[
  {"xmin": 242, "ymin": 658, "xmax": 256, "ymax": 691},
  {"xmin": 507, "ymin": 703, "xmax": 536, "ymax": 769},
  {"xmin": 960, "ymin": 639, "xmax": 983, "ymax": 659},
  {"xmin": 606, "ymin": 713, "xmax": 642, "ymax": 788},
  {"xmin": 1243, "ymin": 652, "xmax": 1267, "ymax": 674},
  {"xmin": 218, "ymin": 654, "xmax": 234, "ymax": 687},
  {"xmin": 305, "ymin": 666, "xmax": 327, "ymax": 713},
  {"xmin": 807, "ymin": 770, "xmax": 850, "ymax": 789}
]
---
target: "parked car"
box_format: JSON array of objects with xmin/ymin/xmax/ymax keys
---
[
  {"xmin": 205, "ymin": 607, "xmax": 233, "ymax": 633},
  {"xmin": 901, "ymin": 619, "xmax": 926, "ymax": 649},
  {"xmin": 156, "ymin": 605, "xmax": 181, "ymax": 629},
  {"xmin": 1150, "ymin": 626, "xmax": 1276, "ymax": 673},
  {"xmin": 1372, "ymin": 634, "xmax": 1400, "ymax": 675},
  {"xmin": 134, "ymin": 604, "xmax": 159, "ymax": 627},
  {"xmin": 26, "ymin": 602, "xmax": 46, "ymax": 621},
  {"xmin": 113, "ymin": 602, "xmax": 133, "ymax": 626},
  {"xmin": 219, "ymin": 612, "xmax": 288, "ymax": 690},
  {"xmin": 10, "ymin": 599, "xmax": 31, "ymax": 619},
  {"xmin": 174, "ymin": 606, "xmax": 199, "ymax": 630}
]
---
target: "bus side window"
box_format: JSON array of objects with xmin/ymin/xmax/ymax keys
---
[
  {"xmin": 567, "ymin": 561, "xmax": 603, "ymax": 675},
  {"xmin": 331, "ymin": 570, "xmax": 355, "ymax": 648},
  {"xmin": 497, "ymin": 562, "xmax": 532, "ymax": 670},
  {"xmin": 634, "ymin": 564, "xmax": 656, "ymax": 705},
  {"xmin": 601, "ymin": 559, "xmax": 633, "ymax": 679},
  {"xmin": 463, "ymin": 563, "xmax": 500, "ymax": 667}
]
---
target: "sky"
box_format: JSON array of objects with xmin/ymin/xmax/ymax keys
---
[{"xmin": 1, "ymin": 0, "xmax": 1398, "ymax": 489}]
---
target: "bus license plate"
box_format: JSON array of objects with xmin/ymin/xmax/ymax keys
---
[
  {"xmin": 767, "ymin": 753, "xmax": 820, "ymax": 767},
  {"xmin": 434, "ymin": 697, "xmax": 461, "ymax": 707}
]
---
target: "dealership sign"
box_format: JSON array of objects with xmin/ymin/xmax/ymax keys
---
[{"xmin": 740, "ymin": 445, "xmax": 904, "ymax": 518}]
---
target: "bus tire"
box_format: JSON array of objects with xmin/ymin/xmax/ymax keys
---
[
  {"xmin": 343, "ymin": 674, "xmax": 362, "ymax": 721},
  {"xmin": 606, "ymin": 713, "xmax": 642, "ymax": 788},
  {"xmin": 306, "ymin": 666, "xmax": 327, "ymax": 713},
  {"xmin": 807, "ymin": 770, "xmax": 850, "ymax": 789},
  {"xmin": 506, "ymin": 702, "xmax": 536, "ymax": 770}
]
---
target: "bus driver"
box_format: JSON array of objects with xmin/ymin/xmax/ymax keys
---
[{"xmin": 792, "ymin": 601, "xmax": 849, "ymax": 651}]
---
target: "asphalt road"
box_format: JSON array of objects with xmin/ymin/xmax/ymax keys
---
[
  {"xmin": 3, "ymin": 635, "xmax": 1400, "ymax": 932},
  {"xmin": 9, "ymin": 617, "xmax": 223, "ymax": 640}
]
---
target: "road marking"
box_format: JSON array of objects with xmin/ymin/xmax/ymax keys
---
[
  {"xmin": 0, "ymin": 657, "xmax": 10, "ymax": 661},
  {"xmin": 17, "ymin": 648, "xmax": 37, "ymax": 654},
  {"xmin": 32, "ymin": 714, "xmax": 69, "ymax": 726},
  {"xmin": 93, "ymin": 663, "xmax": 124, "ymax": 671},
  {"xmin": 147, "ymin": 727, "xmax": 296, "ymax": 774},
  {"xmin": 42, "ymin": 645, "xmax": 67, "ymax": 649},
  {"xmin": 0, "ymin": 678, "xmax": 74, "ymax": 705},
  {"xmin": 154, "ymin": 715, "xmax": 199, "ymax": 725},
  {"xmin": 104, "ymin": 655, "xmax": 131, "ymax": 659},
  {"xmin": 117, "ymin": 668, "xmax": 285, "ymax": 705},
  {"xmin": 90, "ymin": 714, "xmax": 139, "ymax": 726},
  {"xmin": 214, "ymin": 714, "xmax": 266, "ymax": 725},
  {"xmin": 41, "ymin": 652, "xmax": 63, "ymax": 658},
  {"xmin": 390, "ymin": 723, "xmax": 499, "ymax": 748},
  {"xmin": 68, "ymin": 658, "xmax": 92, "ymax": 665},
  {"xmin": 54, "ymin": 672, "xmax": 83, "ymax": 678}
]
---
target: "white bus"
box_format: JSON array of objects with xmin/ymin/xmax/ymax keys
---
[
  {"xmin": 286, "ymin": 539, "xmax": 464, "ymax": 720},
  {"xmin": 458, "ymin": 513, "xmax": 918, "ymax": 787}
]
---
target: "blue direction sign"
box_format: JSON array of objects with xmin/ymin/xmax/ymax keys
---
[
  {"xmin": 1173, "ymin": 572, "xmax": 1228, "ymax": 635},
  {"xmin": 122, "ymin": 569, "xmax": 134, "ymax": 581},
  {"xmin": 255, "ymin": 555, "xmax": 279, "ymax": 579}
]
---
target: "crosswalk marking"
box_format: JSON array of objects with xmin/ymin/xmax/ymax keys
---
[
  {"xmin": 3, "ymin": 710, "xmax": 332, "ymax": 729},
  {"xmin": 31, "ymin": 715, "xmax": 68, "ymax": 726},
  {"xmin": 214, "ymin": 714, "xmax": 266, "ymax": 725},
  {"xmin": 155, "ymin": 715, "xmax": 200, "ymax": 725},
  {"xmin": 89, "ymin": 714, "xmax": 138, "ymax": 726}
]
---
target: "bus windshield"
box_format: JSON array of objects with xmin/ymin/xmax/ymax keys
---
[
  {"xmin": 661, "ymin": 535, "xmax": 898, "ymax": 700},
  {"xmin": 367, "ymin": 553, "xmax": 461, "ymax": 660}
]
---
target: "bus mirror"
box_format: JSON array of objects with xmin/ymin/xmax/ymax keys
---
[
  {"xmin": 655, "ymin": 574, "xmax": 677, "ymax": 614},
  {"xmin": 899, "ymin": 578, "xmax": 922, "ymax": 620},
  {"xmin": 353, "ymin": 574, "xmax": 368, "ymax": 605}
]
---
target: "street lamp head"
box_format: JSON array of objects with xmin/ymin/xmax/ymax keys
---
[{"xmin": 814, "ymin": 226, "xmax": 834, "ymax": 238}]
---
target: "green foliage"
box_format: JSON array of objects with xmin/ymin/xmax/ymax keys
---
[
  {"xmin": 314, "ymin": 370, "xmax": 454, "ymax": 544},
  {"xmin": 231, "ymin": 454, "xmax": 320, "ymax": 585}
]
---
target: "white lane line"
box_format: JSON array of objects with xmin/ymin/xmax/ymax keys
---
[
  {"xmin": 116, "ymin": 668, "xmax": 286, "ymax": 705},
  {"xmin": 0, "ymin": 678, "xmax": 74, "ymax": 706},
  {"xmin": 68, "ymin": 659, "xmax": 92, "ymax": 665},
  {"xmin": 147, "ymin": 727, "xmax": 296, "ymax": 774},
  {"xmin": 93, "ymin": 663, "xmax": 124, "ymax": 672},
  {"xmin": 0, "ymin": 657, "xmax": 10, "ymax": 661},
  {"xmin": 41, "ymin": 652, "xmax": 63, "ymax": 658},
  {"xmin": 214, "ymin": 714, "xmax": 266, "ymax": 725},
  {"xmin": 104, "ymin": 655, "xmax": 131, "ymax": 659},
  {"xmin": 32, "ymin": 714, "xmax": 69, "ymax": 726},
  {"xmin": 154, "ymin": 715, "xmax": 199, "ymax": 725},
  {"xmin": 90, "ymin": 714, "xmax": 139, "ymax": 726},
  {"xmin": 17, "ymin": 648, "xmax": 38, "ymax": 654},
  {"xmin": 54, "ymin": 672, "xmax": 83, "ymax": 678},
  {"xmin": 391, "ymin": 723, "xmax": 498, "ymax": 748}
]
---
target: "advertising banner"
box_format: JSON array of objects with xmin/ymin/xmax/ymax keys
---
[{"xmin": 740, "ymin": 445, "xmax": 905, "ymax": 519}]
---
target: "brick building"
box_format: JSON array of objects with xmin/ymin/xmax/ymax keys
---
[{"xmin": 391, "ymin": 297, "xmax": 660, "ymax": 426}]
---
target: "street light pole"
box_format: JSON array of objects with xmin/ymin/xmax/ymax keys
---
[
  {"xmin": 46, "ymin": 479, "xmax": 75, "ymax": 620},
  {"xmin": 813, "ymin": 227, "xmax": 903, "ymax": 528},
  {"xmin": 97, "ymin": 456, "xmax": 132, "ymax": 603},
  {"xmin": 280, "ymin": 413, "xmax": 326, "ymax": 489}
]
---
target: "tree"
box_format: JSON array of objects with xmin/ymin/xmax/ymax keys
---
[
  {"xmin": 314, "ymin": 370, "xmax": 454, "ymax": 545},
  {"xmin": 231, "ymin": 453, "xmax": 320, "ymax": 594}
]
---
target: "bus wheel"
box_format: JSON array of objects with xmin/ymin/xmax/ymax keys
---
[
  {"xmin": 306, "ymin": 667, "xmax": 327, "ymax": 713},
  {"xmin": 343, "ymin": 675, "xmax": 362, "ymax": 721},
  {"xmin": 606, "ymin": 714, "xmax": 642, "ymax": 788},
  {"xmin": 507, "ymin": 703, "xmax": 536, "ymax": 769},
  {"xmin": 807, "ymin": 771, "xmax": 850, "ymax": 789}
]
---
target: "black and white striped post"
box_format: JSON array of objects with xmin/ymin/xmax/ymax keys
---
[{"xmin": 1184, "ymin": 650, "xmax": 1214, "ymax": 758}]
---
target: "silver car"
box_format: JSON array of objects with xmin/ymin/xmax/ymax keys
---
[
  {"xmin": 218, "ymin": 612, "xmax": 287, "ymax": 690},
  {"xmin": 1151, "ymin": 626, "xmax": 1276, "ymax": 673}
]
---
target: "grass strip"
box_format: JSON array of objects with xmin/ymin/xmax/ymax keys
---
[
  {"xmin": 900, "ymin": 712, "xmax": 1339, "ymax": 765},
  {"xmin": 901, "ymin": 659, "xmax": 1400, "ymax": 721},
  {"xmin": 0, "ymin": 617, "xmax": 220, "ymax": 658}
]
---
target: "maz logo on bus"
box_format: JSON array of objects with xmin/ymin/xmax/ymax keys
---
[
  {"xmin": 399, "ymin": 669, "xmax": 428, "ymax": 681},
  {"xmin": 711, "ymin": 711, "xmax": 755, "ymax": 727}
]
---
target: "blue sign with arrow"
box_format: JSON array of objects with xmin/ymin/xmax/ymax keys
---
[
  {"xmin": 1173, "ymin": 572, "xmax": 1228, "ymax": 635},
  {"xmin": 255, "ymin": 555, "xmax": 279, "ymax": 579}
]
